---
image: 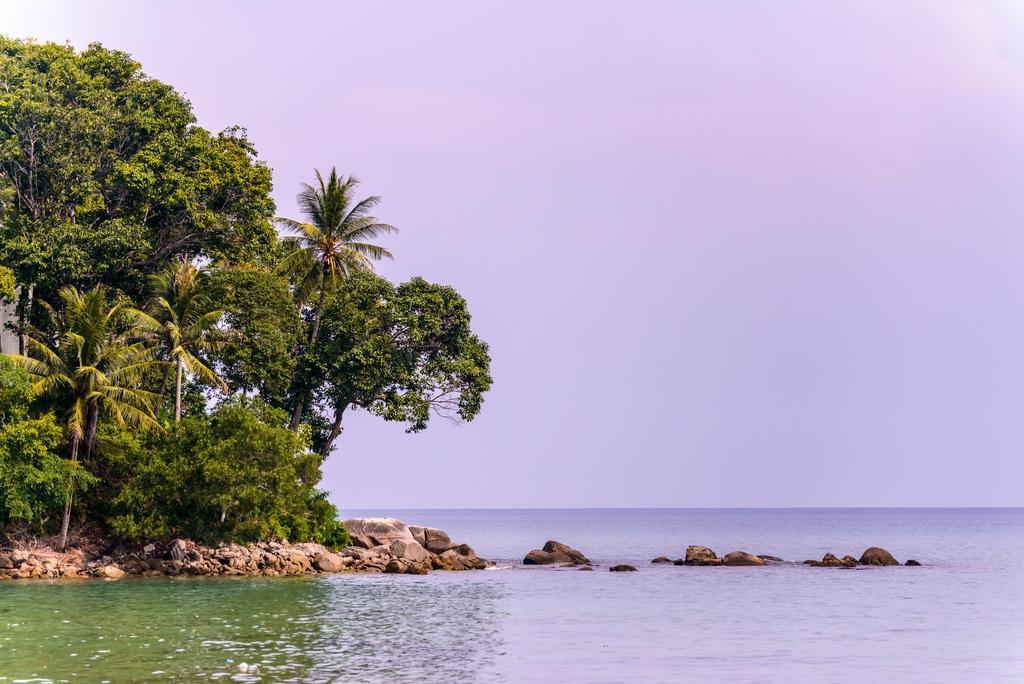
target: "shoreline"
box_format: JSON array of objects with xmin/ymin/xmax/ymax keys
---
[{"xmin": 0, "ymin": 518, "xmax": 489, "ymax": 581}]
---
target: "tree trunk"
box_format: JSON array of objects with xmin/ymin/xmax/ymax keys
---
[
  {"xmin": 290, "ymin": 270, "xmax": 329, "ymax": 431},
  {"xmin": 84, "ymin": 402, "xmax": 99, "ymax": 460},
  {"xmin": 174, "ymin": 355, "xmax": 183, "ymax": 423},
  {"xmin": 58, "ymin": 434, "xmax": 80, "ymax": 552},
  {"xmin": 319, "ymin": 402, "xmax": 348, "ymax": 458}
]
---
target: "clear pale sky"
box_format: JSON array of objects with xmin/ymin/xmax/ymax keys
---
[{"xmin": 4, "ymin": 1, "xmax": 1024, "ymax": 508}]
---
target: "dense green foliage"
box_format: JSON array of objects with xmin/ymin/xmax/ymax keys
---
[
  {"xmin": 306, "ymin": 272, "xmax": 493, "ymax": 455},
  {"xmin": 0, "ymin": 38, "xmax": 277, "ymax": 304},
  {"xmin": 109, "ymin": 399, "xmax": 348, "ymax": 547},
  {"xmin": 0, "ymin": 38, "xmax": 491, "ymax": 548},
  {"xmin": 0, "ymin": 357, "xmax": 76, "ymax": 530}
]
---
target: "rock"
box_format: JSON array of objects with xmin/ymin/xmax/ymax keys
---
[
  {"xmin": 757, "ymin": 555, "xmax": 784, "ymax": 563},
  {"xmin": 651, "ymin": 556, "xmax": 673, "ymax": 564},
  {"xmin": 523, "ymin": 541, "xmax": 590, "ymax": 566},
  {"xmin": 905, "ymin": 559, "xmax": 921, "ymax": 566},
  {"xmin": 10, "ymin": 549, "xmax": 29, "ymax": 566},
  {"xmin": 342, "ymin": 518, "xmax": 415, "ymax": 549},
  {"xmin": 859, "ymin": 547, "xmax": 899, "ymax": 566},
  {"xmin": 384, "ymin": 559, "xmax": 408, "ymax": 574},
  {"xmin": 722, "ymin": 551, "xmax": 765, "ymax": 566},
  {"xmin": 313, "ymin": 553, "xmax": 346, "ymax": 573},
  {"xmin": 577, "ymin": 566, "xmax": 594, "ymax": 571},
  {"xmin": 408, "ymin": 525, "xmax": 427, "ymax": 546},
  {"xmin": 390, "ymin": 539, "xmax": 431, "ymax": 564},
  {"xmin": 169, "ymin": 539, "xmax": 188, "ymax": 561},
  {"xmin": 609, "ymin": 564, "xmax": 637, "ymax": 572},
  {"xmin": 142, "ymin": 543, "xmax": 156, "ymax": 555},
  {"xmin": 96, "ymin": 565, "xmax": 126, "ymax": 579},
  {"xmin": 0, "ymin": 555, "xmax": 12, "ymax": 569},
  {"xmin": 684, "ymin": 545, "xmax": 718, "ymax": 566},
  {"xmin": 422, "ymin": 527, "xmax": 453, "ymax": 554},
  {"xmin": 810, "ymin": 553, "xmax": 857, "ymax": 568}
]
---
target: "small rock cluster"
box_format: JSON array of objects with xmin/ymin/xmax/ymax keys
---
[
  {"xmin": 646, "ymin": 545, "xmax": 920, "ymax": 568},
  {"xmin": 0, "ymin": 518, "xmax": 489, "ymax": 581}
]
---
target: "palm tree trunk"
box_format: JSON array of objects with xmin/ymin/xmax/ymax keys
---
[
  {"xmin": 290, "ymin": 273, "xmax": 328, "ymax": 431},
  {"xmin": 319, "ymin": 402, "xmax": 347, "ymax": 458},
  {"xmin": 58, "ymin": 434, "xmax": 80, "ymax": 552},
  {"xmin": 84, "ymin": 402, "xmax": 99, "ymax": 460},
  {"xmin": 174, "ymin": 355, "xmax": 183, "ymax": 423}
]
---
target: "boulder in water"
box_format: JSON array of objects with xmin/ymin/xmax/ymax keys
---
[
  {"xmin": 722, "ymin": 551, "xmax": 764, "ymax": 566},
  {"xmin": 905, "ymin": 559, "xmax": 922, "ymax": 566},
  {"xmin": 859, "ymin": 547, "xmax": 899, "ymax": 566},
  {"xmin": 651, "ymin": 556, "xmax": 673, "ymax": 564},
  {"xmin": 609, "ymin": 564, "xmax": 637, "ymax": 572},
  {"xmin": 523, "ymin": 540, "xmax": 590, "ymax": 566},
  {"xmin": 684, "ymin": 545, "xmax": 719, "ymax": 566}
]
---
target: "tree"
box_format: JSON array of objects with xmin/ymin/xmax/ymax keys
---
[
  {"xmin": 0, "ymin": 356, "xmax": 74, "ymax": 531},
  {"xmin": 308, "ymin": 272, "xmax": 492, "ymax": 458},
  {"xmin": 135, "ymin": 260, "xmax": 227, "ymax": 422},
  {"xmin": 205, "ymin": 266, "xmax": 301, "ymax": 404},
  {"xmin": 0, "ymin": 38, "xmax": 277, "ymax": 306},
  {"xmin": 4, "ymin": 285, "xmax": 163, "ymax": 549},
  {"xmin": 276, "ymin": 168, "xmax": 397, "ymax": 429}
]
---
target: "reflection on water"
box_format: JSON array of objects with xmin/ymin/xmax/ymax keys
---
[{"xmin": 0, "ymin": 574, "xmax": 505, "ymax": 682}]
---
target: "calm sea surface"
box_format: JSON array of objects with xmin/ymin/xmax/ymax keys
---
[{"xmin": 0, "ymin": 508, "xmax": 1021, "ymax": 682}]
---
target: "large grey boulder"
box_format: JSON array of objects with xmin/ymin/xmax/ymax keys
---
[
  {"xmin": 390, "ymin": 539, "xmax": 431, "ymax": 564},
  {"xmin": 422, "ymin": 528, "xmax": 454, "ymax": 554},
  {"xmin": 342, "ymin": 518, "xmax": 415, "ymax": 549},
  {"xmin": 169, "ymin": 539, "xmax": 188, "ymax": 561},
  {"xmin": 523, "ymin": 540, "xmax": 590, "ymax": 566},
  {"xmin": 313, "ymin": 553, "xmax": 347, "ymax": 573}
]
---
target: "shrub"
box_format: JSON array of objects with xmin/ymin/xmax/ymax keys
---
[{"xmin": 110, "ymin": 397, "xmax": 346, "ymax": 545}]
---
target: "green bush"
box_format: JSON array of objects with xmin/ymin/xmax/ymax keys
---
[{"xmin": 110, "ymin": 397, "xmax": 347, "ymax": 545}]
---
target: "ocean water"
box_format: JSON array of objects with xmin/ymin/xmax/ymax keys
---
[{"xmin": 0, "ymin": 508, "xmax": 1021, "ymax": 682}]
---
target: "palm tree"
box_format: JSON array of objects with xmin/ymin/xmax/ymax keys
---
[
  {"xmin": 136, "ymin": 260, "xmax": 228, "ymax": 422},
  {"xmin": 5, "ymin": 286, "xmax": 163, "ymax": 550},
  {"xmin": 276, "ymin": 168, "xmax": 397, "ymax": 429}
]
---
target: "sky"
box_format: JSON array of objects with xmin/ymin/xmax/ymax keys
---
[{"xmin": 3, "ymin": 1, "xmax": 1024, "ymax": 509}]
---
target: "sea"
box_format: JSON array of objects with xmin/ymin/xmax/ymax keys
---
[{"xmin": 0, "ymin": 508, "xmax": 1021, "ymax": 682}]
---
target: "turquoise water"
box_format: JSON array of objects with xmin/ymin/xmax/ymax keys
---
[{"xmin": 1, "ymin": 508, "xmax": 1022, "ymax": 682}]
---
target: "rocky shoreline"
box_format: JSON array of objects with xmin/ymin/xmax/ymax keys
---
[{"xmin": 0, "ymin": 518, "xmax": 488, "ymax": 581}]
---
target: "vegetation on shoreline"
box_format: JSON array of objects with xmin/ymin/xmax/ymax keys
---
[{"xmin": 0, "ymin": 38, "xmax": 492, "ymax": 550}]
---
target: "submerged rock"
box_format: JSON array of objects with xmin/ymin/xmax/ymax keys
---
[
  {"xmin": 609, "ymin": 564, "xmax": 637, "ymax": 572},
  {"xmin": 650, "ymin": 556, "xmax": 673, "ymax": 564},
  {"xmin": 859, "ymin": 547, "xmax": 899, "ymax": 566},
  {"xmin": 905, "ymin": 559, "xmax": 922, "ymax": 566}
]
